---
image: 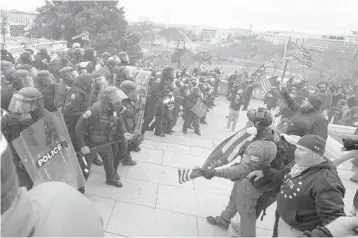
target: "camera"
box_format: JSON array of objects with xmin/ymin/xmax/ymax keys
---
[{"xmin": 342, "ymin": 135, "xmax": 358, "ymax": 151}]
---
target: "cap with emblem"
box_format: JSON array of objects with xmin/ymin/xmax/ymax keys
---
[
  {"xmin": 297, "ymin": 134, "xmax": 325, "ymax": 156},
  {"xmin": 36, "ymin": 70, "xmax": 54, "ymax": 86}
]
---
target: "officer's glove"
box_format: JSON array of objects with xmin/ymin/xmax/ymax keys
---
[
  {"xmin": 201, "ymin": 169, "xmax": 216, "ymax": 180},
  {"xmin": 81, "ymin": 146, "xmax": 90, "ymax": 155},
  {"xmin": 124, "ymin": 132, "xmax": 133, "ymax": 140}
]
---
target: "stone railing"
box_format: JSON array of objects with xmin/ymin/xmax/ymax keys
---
[{"xmin": 5, "ymin": 38, "xmax": 68, "ymax": 57}]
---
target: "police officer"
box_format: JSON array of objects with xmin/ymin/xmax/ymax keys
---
[
  {"xmin": 182, "ymin": 86, "xmax": 201, "ymax": 135},
  {"xmin": 203, "ymin": 108, "xmax": 277, "ymax": 237},
  {"xmin": 1, "ymin": 70, "xmax": 34, "ymax": 110},
  {"xmin": 120, "ymin": 80, "xmax": 142, "ymax": 153},
  {"xmin": 75, "ymin": 86, "xmax": 124, "ymax": 189},
  {"xmin": 118, "ymin": 51, "xmax": 130, "ymax": 66},
  {"xmin": 101, "ymin": 52, "xmax": 111, "ymax": 66},
  {"xmin": 142, "ymin": 65, "xmax": 175, "ymax": 137},
  {"xmin": 1, "ymin": 68, "xmax": 16, "ymax": 91},
  {"xmin": 35, "ymin": 70, "xmax": 57, "ymax": 112},
  {"xmin": 55, "ymin": 66, "xmax": 77, "ymax": 111},
  {"xmin": 103, "ymin": 57, "xmax": 117, "ymax": 85},
  {"xmin": 1, "ymin": 87, "xmax": 48, "ymax": 190},
  {"xmin": 62, "ymin": 73, "xmax": 94, "ymax": 149}
]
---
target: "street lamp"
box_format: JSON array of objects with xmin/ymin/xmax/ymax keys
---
[
  {"xmin": 61, "ymin": 24, "xmax": 65, "ymax": 40},
  {"xmin": 177, "ymin": 40, "xmax": 185, "ymax": 69}
]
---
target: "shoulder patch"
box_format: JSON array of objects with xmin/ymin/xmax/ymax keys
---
[
  {"xmin": 70, "ymin": 93, "xmax": 76, "ymax": 100},
  {"xmin": 250, "ymin": 155, "xmax": 260, "ymax": 162},
  {"xmin": 156, "ymin": 78, "xmax": 161, "ymax": 83},
  {"xmin": 83, "ymin": 110, "xmax": 91, "ymax": 119}
]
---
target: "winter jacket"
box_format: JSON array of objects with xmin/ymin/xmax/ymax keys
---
[
  {"xmin": 275, "ymin": 161, "xmax": 345, "ymax": 234},
  {"xmin": 282, "ymin": 91, "xmax": 328, "ymax": 140}
]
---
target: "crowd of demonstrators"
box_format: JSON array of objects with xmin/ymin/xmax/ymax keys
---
[{"xmin": 199, "ymin": 69, "xmax": 358, "ymax": 236}]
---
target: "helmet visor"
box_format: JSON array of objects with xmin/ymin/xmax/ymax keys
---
[
  {"xmin": 18, "ymin": 76, "xmax": 34, "ymax": 88},
  {"xmin": 107, "ymin": 89, "xmax": 128, "ymax": 104},
  {"xmin": 8, "ymin": 93, "xmax": 43, "ymax": 114}
]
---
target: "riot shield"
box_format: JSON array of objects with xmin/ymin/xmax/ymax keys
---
[
  {"xmin": 132, "ymin": 70, "xmax": 151, "ymax": 136},
  {"xmin": 12, "ymin": 110, "xmax": 86, "ymax": 189},
  {"xmin": 191, "ymin": 100, "xmax": 208, "ymax": 118}
]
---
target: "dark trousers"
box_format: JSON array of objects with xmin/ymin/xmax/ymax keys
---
[
  {"xmin": 16, "ymin": 167, "xmax": 33, "ymax": 190},
  {"xmin": 64, "ymin": 115, "xmax": 81, "ymax": 151},
  {"xmin": 243, "ymin": 95, "xmax": 252, "ymax": 110},
  {"xmin": 214, "ymin": 82, "xmax": 219, "ymax": 96},
  {"xmin": 226, "ymin": 82, "xmax": 233, "ymax": 97},
  {"xmin": 112, "ymin": 139, "xmax": 129, "ymax": 169},
  {"xmin": 183, "ymin": 110, "xmax": 200, "ymax": 133},
  {"xmin": 142, "ymin": 97, "xmax": 164, "ymax": 135},
  {"xmin": 163, "ymin": 108, "xmax": 175, "ymax": 133},
  {"xmin": 82, "ymin": 143, "xmax": 117, "ymax": 182}
]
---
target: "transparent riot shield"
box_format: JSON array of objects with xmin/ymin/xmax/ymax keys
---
[
  {"xmin": 12, "ymin": 110, "xmax": 86, "ymax": 189},
  {"xmin": 132, "ymin": 70, "xmax": 151, "ymax": 136}
]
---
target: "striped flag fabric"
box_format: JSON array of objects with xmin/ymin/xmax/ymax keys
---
[
  {"xmin": 202, "ymin": 127, "xmax": 252, "ymax": 169},
  {"xmin": 260, "ymin": 78, "xmax": 272, "ymax": 93},
  {"xmin": 10, "ymin": 25, "xmax": 25, "ymax": 37},
  {"xmin": 178, "ymin": 168, "xmax": 202, "ymax": 184},
  {"xmin": 178, "ymin": 127, "xmax": 254, "ymax": 184},
  {"xmin": 285, "ymin": 41, "xmax": 313, "ymax": 67}
]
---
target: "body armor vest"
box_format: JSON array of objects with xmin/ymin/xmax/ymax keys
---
[
  {"xmin": 42, "ymin": 84, "xmax": 57, "ymax": 112},
  {"xmin": 89, "ymin": 111, "xmax": 118, "ymax": 145}
]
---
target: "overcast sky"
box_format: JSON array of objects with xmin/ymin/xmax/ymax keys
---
[{"xmin": 1, "ymin": 0, "xmax": 357, "ymax": 34}]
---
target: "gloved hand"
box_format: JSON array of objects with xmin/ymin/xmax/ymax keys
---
[
  {"xmin": 81, "ymin": 146, "xmax": 90, "ymax": 155},
  {"xmin": 201, "ymin": 169, "xmax": 216, "ymax": 180},
  {"xmin": 124, "ymin": 132, "xmax": 133, "ymax": 140},
  {"xmin": 247, "ymin": 170, "xmax": 264, "ymax": 182}
]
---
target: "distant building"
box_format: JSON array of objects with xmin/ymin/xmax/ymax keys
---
[
  {"xmin": 0, "ymin": 9, "xmax": 37, "ymax": 27},
  {"xmin": 258, "ymin": 31, "xmax": 358, "ymax": 57}
]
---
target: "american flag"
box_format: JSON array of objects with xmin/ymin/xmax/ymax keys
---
[
  {"xmin": 178, "ymin": 127, "xmax": 253, "ymax": 184},
  {"xmin": 285, "ymin": 41, "xmax": 313, "ymax": 67},
  {"xmin": 260, "ymin": 78, "xmax": 272, "ymax": 93},
  {"xmin": 10, "ymin": 25, "xmax": 25, "ymax": 37},
  {"xmin": 260, "ymin": 76, "xmax": 278, "ymax": 93}
]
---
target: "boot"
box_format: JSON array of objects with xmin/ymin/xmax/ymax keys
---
[
  {"xmin": 206, "ymin": 216, "xmax": 230, "ymax": 230},
  {"xmin": 132, "ymin": 146, "xmax": 141, "ymax": 152},
  {"xmin": 154, "ymin": 133, "xmax": 165, "ymax": 137},
  {"xmin": 200, "ymin": 118, "xmax": 207, "ymax": 124},
  {"xmin": 105, "ymin": 179, "xmax": 123, "ymax": 188},
  {"xmin": 350, "ymin": 172, "xmax": 358, "ymax": 183},
  {"xmin": 182, "ymin": 130, "xmax": 187, "ymax": 134},
  {"xmin": 78, "ymin": 187, "xmax": 85, "ymax": 194},
  {"xmin": 194, "ymin": 131, "xmax": 201, "ymax": 136},
  {"xmin": 93, "ymin": 157, "xmax": 103, "ymax": 166},
  {"xmin": 122, "ymin": 155, "xmax": 137, "ymax": 166}
]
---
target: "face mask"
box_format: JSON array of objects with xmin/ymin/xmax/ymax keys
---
[{"xmin": 246, "ymin": 126, "xmax": 257, "ymax": 135}]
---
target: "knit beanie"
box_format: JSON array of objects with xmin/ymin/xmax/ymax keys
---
[
  {"xmin": 1, "ymin": 132, "xmax": 19, "ymax": 214},
  {"xmin": 297, "ymin": 134, "xmax": 326, "ymax": 156},
  {"xmin": 307, "ymin": 95, "xmax": 322, "ymax": 109}
]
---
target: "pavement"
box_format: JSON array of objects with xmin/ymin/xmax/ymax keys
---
[{"xmin": 85, "ymin": 96, "xmax": 357, "ymax": 237}]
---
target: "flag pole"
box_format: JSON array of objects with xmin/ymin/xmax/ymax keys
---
[{"xmin": 280, "ymin": 37, "xmax": 292, "ymax": 83}]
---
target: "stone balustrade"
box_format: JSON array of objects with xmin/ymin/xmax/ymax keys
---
[{"xmin": 4, "ymin": 37, "xmax": 68, "ymax": 57}]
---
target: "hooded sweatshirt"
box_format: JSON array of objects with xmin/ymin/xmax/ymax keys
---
[{"xmin": 275, "ymin": 161, "xmax": 345, "ymax": 233}]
